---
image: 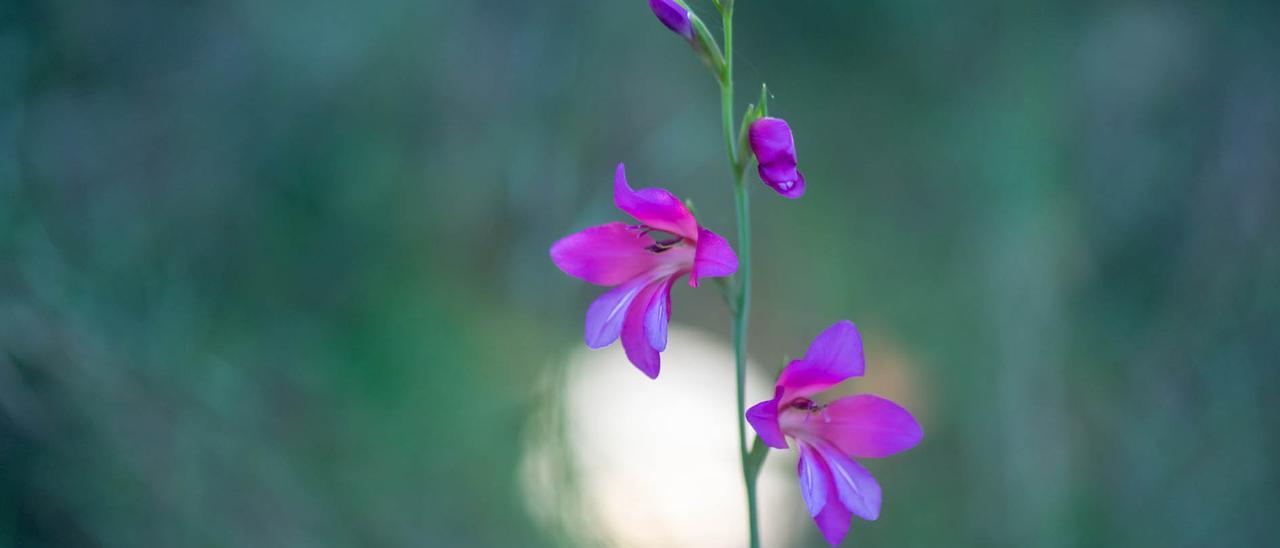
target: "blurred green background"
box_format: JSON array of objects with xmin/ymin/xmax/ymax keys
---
[{"xmin": 2, "ymin": 0, "xmax": 1278, "ymax": 546}]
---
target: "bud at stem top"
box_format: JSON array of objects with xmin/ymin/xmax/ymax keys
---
[{"xmin": 648, "ymin": 0, "xmax": 694, "ymax": 40}]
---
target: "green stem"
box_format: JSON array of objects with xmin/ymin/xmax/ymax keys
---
[
  {"xmin": 718, "ymin": 5, "xmax": 760, "ymax": 548},
  {"xmin": 733, "ymin": 171, "xmax": 758, "ymax": 548},
  {"xmin": 720, "ymin": 42, "xmax": 737, "ymax": 167}
]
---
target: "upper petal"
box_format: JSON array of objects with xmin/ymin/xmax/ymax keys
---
[
  {"xmin": 748, "ymin": 117, "xmax": 798, "ymax": 166},
  {"xmin": 776, "ymin": 320, "xmax": 865, "ymax": 400},
  {"xmin": 550, "ymin": 222, "xmax": 660, "ymax": 286},
  {"xmin": 811, "ymin": 439, "xmax": 882, "ymax": 521},
  {"xmin": 745, "ymin": 386, "xmax": 788, "ymax": 449},
  {"xmin": 776, "ymin": 359, "xmax": 843, "ymax": 403},
  {"xmin": 803, "ymin": 320, "xmax": 865, "ymax": 374},
  {"xmin": 817, "ymin": 394, "xmax": 923, "ymax": 459},
  {"xmin": 613, "ymin": 163, "xmax": 699, "ymax": 241},
  {"xmin": 689, "ymin": 227, "xmax": 738, "ymax": 287}
]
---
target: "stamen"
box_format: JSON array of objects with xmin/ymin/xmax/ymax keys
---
[
  {"xmin": 645, "ymin": 236, "xmax": 684, "ymax": 253},
  {"xmin": 789, "ymin": 397, "xmax": 828, "ymax": 423},
  {"xmin": 789, "ymin": 398, "xmax": 821, "ymax": 411}
]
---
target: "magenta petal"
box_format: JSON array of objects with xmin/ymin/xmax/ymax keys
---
[
  {"xmin": 819, "ymin": 395, "xmax": 923, "ymax": 458},
  {"xmin": 550, "ymin": 222, "xmax": 660, "ymax": 286},
  {"xmin": 776, "ymin": 359, "xmax": 846, "ymax": 403},
  {"xmin": 643, "ymin": 276, "xmax": 677, "ymax": 352},
  {"xmin": 647, "ymin": 0, "xmax": 693, "ymax": 40},
  {"xmin": 613, "ymin": 163, "xmax": 699, "ymax": 241},
  {"xmin": 746, "ymin": 387, "xmax": 788, "ymax": 449},
  {"xmin": 802, "ymin": 441, "xmax": 857, "ymax": 545},
  {"xmin": 813, "ymin": 494, "xmax": 853, "ymax": 546},
  {"xmin": 689, "ymin": 227, "xmax": 738, "ymax": 287},
  {"xmin": 778, "ymin": 320, "xmax": 865, "ymax": 399},
  {"xmin": 757, "ymin": 162, "xmax": 799, "ymax": 184},
  {"xmin": 796, "ymin": 442, "xmax": 831, "ymax": 518},
  {"xmin": 583, "ymin": 275, "xmax": 654, "ymax": 349},
  {"xmin": 812, "ymin": 440, "xmax": 881, "ymax": 521},
  {"xmin": 621, "ymin": 280, "xmax": 663, "ymax": 378},
  {"xmin": 785, "ymin": 170, "xmax": 807, "ymax": 199},
  {"xmin": 757, "ymin": 165, "xmax": 806, "ymax": 199},
  {"xmin": 803, "ymin": 320, "xmax": 865, "ymax": 374},
  {"xmin": 749, "ymin": 117, "xmax": 798, "ymax": 165}
]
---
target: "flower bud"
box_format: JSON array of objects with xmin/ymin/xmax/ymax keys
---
[
  {"xmin": 648, "ymin": 0, "xmax": 694, "ymax": 40},
  {"xmin": 748, "ymin": 117, "xmax": 806, "ymax": 198}
]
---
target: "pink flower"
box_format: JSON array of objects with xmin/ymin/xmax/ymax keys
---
[
  {"xmin": 746, "ymin": 321, "xmax": 922, "ymax": 545},
  {"xmin": 550, "ymin": 164, "xmax": 739, "ymax": 378}
]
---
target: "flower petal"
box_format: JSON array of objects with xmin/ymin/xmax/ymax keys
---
[
  {"xmin": 796, "ymin": 441, "xmax": 831, "ymax": 518},
  {"xmin": 757, "ymin": 165, "xmax": 806, "ymax": 199},
  {"xmin": 746, "ymin": 386, "xmax": 788, "ymax": 449},
  {"xmin": 813, "ymin": 495, "xmax": 853, "ymax": 546},
  {"xmin": 812, "ymin": 439, "xmax": 881, "ymax": 521},
  {"xmin": 647, "ymin": 0, "xmax": 693, "ymax": 40},
  {"xmin": 801, "ymin": 440, "xmax": 857, "ymax": 545},
  {"xmin": 583, "ymin": 274, "xmax": 655, "ymax": 349},
  {"xmin": 777, "ymin": 320, "xmax": 865, "ymax": 400},
  {"xmin": 787, "ymin": 170, "xmax": 807, "ymax": 198},
  {"xmin": 817, "ymin": 395, "xmax": 923, "ymax": 459},
  {"xmin": 621, "ymin": 279, "xmax": 664, "ymax": 378},
  {"xmin": 613, "ymin": 163, "xmax": 699, "ymax": 241},
  {"xmin": 689, "ymin": 227, "xmax": 738, "ymax": 287},
  {"xmin": 757, "ymin": 161, "xmax": 799, "ymax": 183},
  {"xmin": 749, "ymin": 117, "xmax": 798, "ymax": 166},
  {"xmin": 803, "ymin": 320, "xmax": 865, "ymax": 373},
  {"xmin": 643, "ymin": 276, "xmax": 677, "ymax": 352},
  {"xmin": 776, "ymin": 359, "xmax": 841, "ymax": 403},
  {"xmin": 550, "ymin": 222, "xmax": 660, "ymax": 286}
]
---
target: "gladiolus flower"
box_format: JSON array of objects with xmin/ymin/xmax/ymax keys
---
[
  {"xmin": 648, "ymin": 0, "xmax": 694, "ymax": 41},
  {"xmin": 748, "ymin": 117, "xmax": 806, "ymax": 198},
  {"xmin": 746, "ymin": 320, "xmax": 922, "ymax": 545},
  {"xmin": 550, "ymin": 164, "xmax": 738, "ymax": 378}
]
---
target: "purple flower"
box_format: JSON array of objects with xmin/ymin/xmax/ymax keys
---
[
  {"xmin": 648, "ymin": 0, "xmax": 694, "ymax": 40},
  {"xmin": 550, "ymin": 164, "xmax": 738, "ymax": 378},
  {"xmin": 746, "ymin": 321, "xmax": 922, "ymax": 545},
  {"xmin": 749, "ymin": 117, "xmax": 806, "ymax": 198}
]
